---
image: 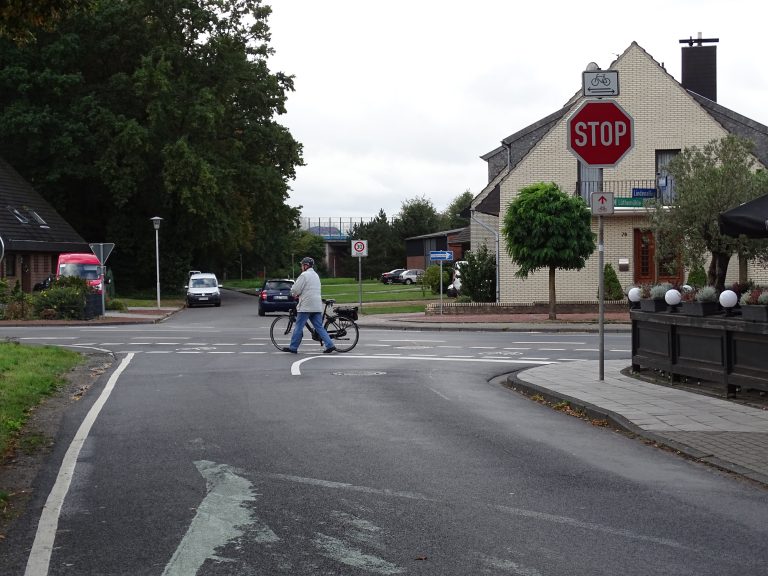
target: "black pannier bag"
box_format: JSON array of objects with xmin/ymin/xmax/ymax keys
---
[{"xmin": 334, "ymin": 306, "xmax": 359, "ymax": 321}]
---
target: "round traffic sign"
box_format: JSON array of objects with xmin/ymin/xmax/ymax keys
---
[
  {"xmin": 567, "ymin": 100, "xmax": 634, "ymax": 167},
  {"xmin": 353, "ymin": 241, "xmax": 365, "ymax": 252}
]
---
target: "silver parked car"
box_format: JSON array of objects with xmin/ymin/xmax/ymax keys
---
[{"xmin": 397, "ymin": 269, "xmax": 425, "ymax": 285}]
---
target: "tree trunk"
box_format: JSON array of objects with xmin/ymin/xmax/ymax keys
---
[
  {"xmin": 709, "ymin": 251, "xmax": 731, "ymax": 292},
  {"xmin": 548, "ymin": 266, "xmax": 557, "ymax": 320}
]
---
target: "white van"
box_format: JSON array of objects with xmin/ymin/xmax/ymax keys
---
[{"xmin": 185, "ymin": 273, "xmax": 222, "ymax": 307}]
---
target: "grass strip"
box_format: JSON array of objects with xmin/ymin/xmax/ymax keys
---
[{"xmin": 0, "ymin": 342, "xmax": 81, "ymax": 458}]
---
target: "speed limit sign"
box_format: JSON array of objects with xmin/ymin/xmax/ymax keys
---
[{"xmin": 351, "ymin": 239, "xmax": 368, "ymax": 257}]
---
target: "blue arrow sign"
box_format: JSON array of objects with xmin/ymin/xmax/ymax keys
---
[{"xmin": 429, "ymin": 250, "xmax": 454, "ymax": 262}]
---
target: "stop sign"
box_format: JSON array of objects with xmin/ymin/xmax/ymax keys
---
[{"xmin": 567, "ymin": 100, "xmax": 634, "ymax": 166}]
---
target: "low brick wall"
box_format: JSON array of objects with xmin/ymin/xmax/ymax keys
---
[{"xmin": 425, "ymin": 301, "xmax": 629, "ymax": 316}]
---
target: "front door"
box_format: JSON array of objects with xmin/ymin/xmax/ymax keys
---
[{"xmin": 633, "ymin": 229, "xmax": 683, "ymax": 285}]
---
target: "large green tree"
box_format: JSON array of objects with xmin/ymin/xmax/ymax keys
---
[
  {"xmin": 0, "ymin": 0, "xmax": 93, "ymax": 43},
  {"xmin": 502, "ymin": 182, "xmax": 595, "ymax": 319},
  {"xmin": 441, "ymin": 189, "xmax": 473, "ymax": 229},
  {"xmin": 0, "ymin": 0, "xmax": 302, "ymax": 291},
  {"xmin": 394, "ymin": 196, "xmax": 443, "ymax": 240},
  {"xmin": 648, "ymin": 135, "xmax": 768, "ymax": 292},
  {"xmin": 348, "ymin": 209, "xmax": 402, "ymax": 278}
]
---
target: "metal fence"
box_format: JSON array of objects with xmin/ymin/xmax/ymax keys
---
[
  {"xmin": 572, "ymin": 179, "xmax": 677, "ymax": 205},
  {"xmin": 299, "ymin": 217, "xmax": 374, "ymax": 240}
]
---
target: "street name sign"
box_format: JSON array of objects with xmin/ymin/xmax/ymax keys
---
[{"xmin": 429, "ymin": 250, "xmax": 454, "ymax": 262}]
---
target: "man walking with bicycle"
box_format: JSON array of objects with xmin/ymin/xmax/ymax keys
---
[{"xmin": 282, "ymin": 256, "xmax": 337, "ymax": 354}]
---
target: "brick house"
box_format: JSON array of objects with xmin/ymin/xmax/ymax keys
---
[
  {"xmin": 0, "ymin": 156, "xmax": 90, "ymax": 292},
  {"xmin": 470, "ymin": 40, "xmax": 768, "ymax": 304},
  {"xmin": 405, "ymin": 228, "xmax": 467, "ymax": 269}
]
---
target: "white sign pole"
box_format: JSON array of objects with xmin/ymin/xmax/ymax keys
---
[
  {"xmin": 598, "ymin": 216, "xmax": 605, "ymax": 381},
  {"xmin": 439, "ymin": 261, "xmax": 444, "ymax": 315}
]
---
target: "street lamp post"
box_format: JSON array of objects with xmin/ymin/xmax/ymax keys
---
[{"xmin": 150, "ymin": 217, "xmax": 163, "ymax": 309}]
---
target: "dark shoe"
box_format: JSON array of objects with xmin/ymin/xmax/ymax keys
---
[
  {"xmin": 323, "ymin": 346, "xmax": 337, "ymax": 354},
  {"xmin": 281, "ymin": 347, "xmax": 297, "ymax": 354}
]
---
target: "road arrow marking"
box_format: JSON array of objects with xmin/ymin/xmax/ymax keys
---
[{"xmin": 162, "ymin": 461, "xmax": 278, "ymax": 576}]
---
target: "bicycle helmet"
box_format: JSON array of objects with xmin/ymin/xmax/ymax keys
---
[{"xmin": 300, "ymin": 256, "xmax": 315, "ymax": 267}]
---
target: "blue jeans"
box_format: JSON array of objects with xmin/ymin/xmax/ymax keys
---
[{"xmin": 289, "ymin": 311, "xmax": 335, "ymax": 351}]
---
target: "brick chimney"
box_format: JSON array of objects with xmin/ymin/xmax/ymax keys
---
[{"xmin": 679, "ymin": 33, "xmax": 718, "ymax": 102}]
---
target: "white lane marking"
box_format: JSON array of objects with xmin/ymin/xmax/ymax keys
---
[
  {"xmin": 469, "ymin": 346, "xmax": 496, "ymax": 349},
  {"xmin": 437, "ymin": 345, "xmax": 462, "ymax": 348},
  {"xmin": 291, "ymin": 355, "xmax": 554, "ymax": 375},
  {"xmin": 494, "ymin": 504, "xmax": 687, "ymax": 549},
  {"xmin": 511, "ymin": 341, "xmax": 586, "ymax": 345},
  {"xmin": 313, "ymin": 533, "xmax": 403, "ymax": 575},
  {"xmin": 147, "ymin": 351, "xmax": 173, "ymax": 354},
  {"xmin": 504, "ymin": 347, "xmax": 531, "ymax": 350},
  {"xmin": 428, "ymin": 387, "xmax": 451, "ymax": 401},
  {"xmin": 364, "ymin": 344, "xmax": 392, "ymax": 347},
  {"xmin": 242, "ymin": 343, "xmax": 266, "ymax": 346},
  {"xmin": 540, "ymin": 348, "xmax": 566, "ymax": 351},
  {"xmin": 162, "ymin": 461, "xmax": 278, "ymax": 576},
  {"xmin": 610, "ymin": 349, "xmax": 631, "ymax": 352},
  {"xmin": 266, "ymin": 473, "xmax": 433, "ymax": 501},
  {"xmin": 25, "ymin": 354, "xmax": 135, "ymax": 576},
  {"xmin": 575, "ymin": 348, "xmax": 599, "ymax": 352},
  {"xmin": 379, "ymin": 339, "xmax": 445, "ymax": 343},
  {"xmin": 20, "ymin": 336, "xmax": 78, "ymax": 340},
  {"xmin": 130, "ymin": 336, "xmax": 192, "ymax": 340},
  {"xmin": 209, "ymin": 351, "xmax": 235, "ymax": 354}
]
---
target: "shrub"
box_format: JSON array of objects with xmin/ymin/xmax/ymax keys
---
[
  {"xmin": 106, "ymin": 298, "xmax": 127, "ymax": 311},
  {"xmin": 740, "ymin": 288, "xmax": 768, "ymax": 306},
  {"xmin": 650, "ymin": 282, "xmax": 673, "ymax": 300},
  {"xmin": 694, "ymin": 286, "xmax": 718, "ymax": 302},
  {"xmin": 686, "ymin": 263, "xmax": 707, "ymax": 288},
  {"xmin": 33, "ymin": 286, "xmax": 87, "ymax": 319},
  {"xmin": 461, "ymin": 245, "xmax": 496, "ymax": 302},
  {"xmin": 423, "ymin": 264, "xmax": 450, "ymax": 294},
  {"xmin": 600, "ymin": 263, "xmax": 624, "ymax": 300}
]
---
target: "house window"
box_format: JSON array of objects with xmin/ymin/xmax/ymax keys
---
[
  {"xmin": 5, "ymin": 254, "xmax": 16, "ymax": 276},
  {"xmin": 577, "ymin": 161, "xmax": 602, "ymax": 203},
  {"xmin": 656, "ymin": 150, "xmax": 680, "ymax": 203},
  {"xmin": 7, "ymin": 206, "xmax": 29, "ymax": 224},
  {"xmin": 28, "ymin": 209, "xmax": 49, "ymax": 228}
]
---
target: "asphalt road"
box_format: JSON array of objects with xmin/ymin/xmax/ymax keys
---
[{"xmin": 2, "ymin": 290, "xmax": 767, "ymax": 575}]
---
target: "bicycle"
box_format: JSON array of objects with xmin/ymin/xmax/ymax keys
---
[{"xmin": 269, "ymin": 298, "xmax": 359, "ymax": 353}]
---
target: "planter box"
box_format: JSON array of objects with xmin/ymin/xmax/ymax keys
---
[
  {"xmin": 740, "ymin": 305, "xmax": 768, "ymax": 322},
  {"xmin": 640, "ymin": 299, "xmax": 667, "ymax": 312},
  {"xmin": 681, "ymin": 301, "xmax": 720, "ymax": 317},
  {"xmin": 631, "ymin": 310, "xmax": 768, "ymax": 395}
]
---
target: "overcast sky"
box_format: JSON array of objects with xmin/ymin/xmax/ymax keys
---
[{"xmin": 266, "ymin": 0, "xmax": 768, "ymax": 220}]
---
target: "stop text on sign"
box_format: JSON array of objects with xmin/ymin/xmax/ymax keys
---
[
  {"xmin": 567, "ymin": 100, "xmax": 634, "ymax": 167},
  {"xmin": 572, "ymin": 120, "xmax": 628, "ymax": 147}
]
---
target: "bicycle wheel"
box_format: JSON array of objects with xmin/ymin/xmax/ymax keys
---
[
  {"xmin": 324, "ymin": 316, "xmax": 359, "ymax": 353},
  {"xmin": 270, "ymin": 315, "xmax": 294, "ymax": 351}
]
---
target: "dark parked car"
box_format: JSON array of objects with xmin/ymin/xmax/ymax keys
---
[
  {"xmin": 258, "ymin": 279, "xmax": 298, "ymax": 316},
  {"xmin": 380, "ymin": 268, "xmax": 406, "ymax": 284}
]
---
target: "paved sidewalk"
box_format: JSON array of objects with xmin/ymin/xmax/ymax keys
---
[{"xmin": 510, "ymin": 360, "xmax": 768, "ymax": 486}]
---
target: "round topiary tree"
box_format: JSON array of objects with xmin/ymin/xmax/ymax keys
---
[{"xmin": 502, "ymin": 182, "xmax": 596, "ymax": 319}]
